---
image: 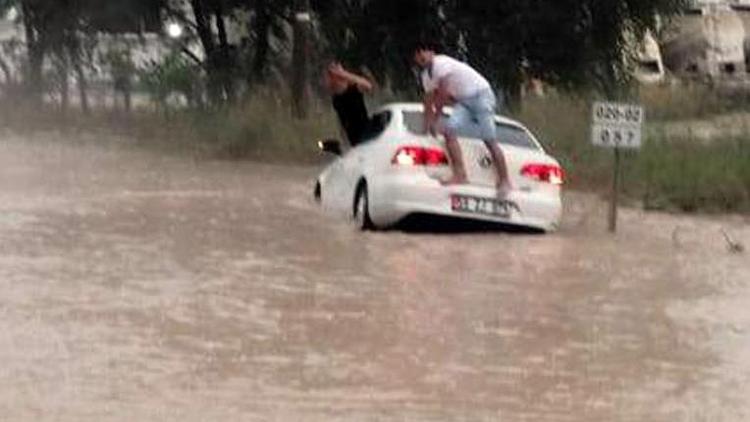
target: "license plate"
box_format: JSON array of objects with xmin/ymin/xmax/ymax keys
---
[{"xmin": 451, "ymin": 195, "xmax": 516, "ymax": 218}]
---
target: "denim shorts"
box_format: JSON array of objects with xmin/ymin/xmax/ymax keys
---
[{"xmin": 441, "ymin": 89, "xmax": 497, "ymax": 141}]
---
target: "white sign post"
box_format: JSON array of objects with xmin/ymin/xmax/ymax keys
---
[{"xmin": 591, "ymin": 102, "xmax": 644, "ymax": 233}]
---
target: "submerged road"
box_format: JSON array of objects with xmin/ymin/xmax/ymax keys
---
[{"xmin": 0, "ymin": 132, "xmax": 748, "ymax": 421}]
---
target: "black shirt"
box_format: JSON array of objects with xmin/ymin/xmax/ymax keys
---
[{"xmin": 332, "ymin": 84, "xmax": 369, "ymax": 147}]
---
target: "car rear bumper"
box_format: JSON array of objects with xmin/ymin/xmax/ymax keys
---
[{"xmin": 368, "ymin": 171, "xmax": 562, "ymax": 232}]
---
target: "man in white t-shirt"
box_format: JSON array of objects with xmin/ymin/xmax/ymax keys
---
[{"xmin": 413, "ymin": 44, "xmax": 510, "ymax": 191}]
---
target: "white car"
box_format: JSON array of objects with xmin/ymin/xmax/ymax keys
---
[{"xmin": 314, "ymin": 103, "xmax": 564, "ymax": 232}]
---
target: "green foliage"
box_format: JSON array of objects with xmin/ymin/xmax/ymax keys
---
[
  {"xmin": 640, "ymin": 83, "xmax": 750, "ymax": 121},
  {"xmin": 518, "ymin": 94, "xmax": 750, "ymax": 214},
  {"xmin": 104, "ymin": 49, "xmax": 136, "ymax": 83},
  {"xmin": 11, "ymin": 0, "xmax": 689, "ymax": 107},
  {"xmin": 639, "ymin": 136, "xmax": 750, "ymax": 213},
  {"xmin": 314, "ymin": 0, "xmax": 688, "ymax": 99},
  {"xmin": 86, "ymin": 0, "xmax": 163, "ymax": 33},
  {"xmin": 140, "ymin": 53, "xmax": 202, "ymax": 108},
  {"xmin": 186, "ymin": 95, "xmax": 337, "ymax": 161},
  {"xmin": 314, "ymin": 0, "xmax": 443, "ymax": 93},
  {"xmin": 0, "ymin": 0, "xmax": 14, "ymax": 15}
]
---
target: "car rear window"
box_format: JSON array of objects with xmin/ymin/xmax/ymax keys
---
[
  {"xmin": 360, "ymin": 111, "xmax": 392, "ymax": 143},
  {"xmin": 403, "ymin": 111, "xmax": 540, "ymax": 150}
]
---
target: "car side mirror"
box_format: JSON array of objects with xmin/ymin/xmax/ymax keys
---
[{"xmin": 318, "ymin": 139, "xmax": 342, "ymax": 156}]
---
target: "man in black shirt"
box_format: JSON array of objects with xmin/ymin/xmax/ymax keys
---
[{"xmin": 325, "ymin": 62, "xmax": 375, "ymax": 147}]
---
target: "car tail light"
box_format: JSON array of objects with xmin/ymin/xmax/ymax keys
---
[
  {"xmin": 392, "ymin": 146, "xmax": 449, "ymax": 166},
  {"xmin": 521, "ymin": 163, "xmax": 565, "ymax": 185}
]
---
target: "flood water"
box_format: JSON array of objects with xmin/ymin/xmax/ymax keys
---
[{"xmin": 0, "ymin": 132, "xmax": 748, "ymax": 421}]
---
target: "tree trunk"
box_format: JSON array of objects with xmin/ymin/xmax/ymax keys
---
[
  {"xmin": 189, "ymin": 0, "xmax": 216, "ymax": 56},
  {"xmin": 503, "ymin": 78, "xmax": 523, "ymax": 114},
  {"xmin": 190, "ymin": 0, "xmax": 228, "ymax": 105},
  {"xmin": 59, "ymin": 51, "xmax": 70, "ymax": 114},
  {"xmin": 291, "ymin": 0, "xmax": 312, "ymax": 119},
  {"xmin": 74, "ymin": 59, "xmax": 90, "ymax": 115},
  {"xmin": 215, "ymin": 5, "xmax": 229, "ymax": 54},
  {"xmin": 251, "ymin": 0, "xmax": 272, "ymax": 85},
  {"xmin": 214, "ymin": 4, "xmax": 235, "ymax": 103},
  {"xmin": 28, "ymin": 47, "xmax": 45, "ymax": 104},
  {"xmin": 124, "ymin": 87, "xmax": 132, "ymax": 113},
  {"xmin": 0, "ymin": 56, "xmax": 12, "ymax": 87},
  {"xmin": 21, "ymin": 1, "xmax": 45, "ymax": 105}
]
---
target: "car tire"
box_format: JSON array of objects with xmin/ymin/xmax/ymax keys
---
[{"xmin": 353, "ymin": 184, "xmax": 375, "ymax": 231}]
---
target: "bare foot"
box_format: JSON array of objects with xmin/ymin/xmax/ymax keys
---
[
  {"xmin": 441, "ymin": 177, "xmax": 468, "ymax": 186},
  {"xmin": 496, "ymin": 181, "xmax": 513, "ymax": 197}
]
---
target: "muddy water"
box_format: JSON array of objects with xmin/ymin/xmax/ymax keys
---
[{"xmin": 0, "ymin": 132, "xmax": 748, "ymax": 421}]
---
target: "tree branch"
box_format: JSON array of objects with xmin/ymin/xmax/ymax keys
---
[{"xmin": 180, "ymin": 46, "xmax": 203, "ymax": 66}]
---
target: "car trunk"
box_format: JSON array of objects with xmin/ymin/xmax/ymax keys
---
[
  {"xmin": 423, "ymin": 138, "xmax": 558, "ymax": 193},
  {"xmin": 401, "ymin": 110, "xmax": 557, "ymax": 192}
]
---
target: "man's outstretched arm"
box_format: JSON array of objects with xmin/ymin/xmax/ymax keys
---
[
  {"xmin": 328, "ymin": 63, "xmax": 375, "ymax": 93},
  {"xmin": 424, "ymin": 79, "xmax": 453, "ymax": 135},
  {"xmin": 423, "ymin": 90, "xmax": 439, "ymax": 135}
]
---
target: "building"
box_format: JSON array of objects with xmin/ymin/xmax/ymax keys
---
[
  {"xmin": 634, "ymin": 31, "xmax": 666, "ymax": 84},
  {"xmin": 662, "ymin": 1, "xmax": 747, "ymax": 78}
]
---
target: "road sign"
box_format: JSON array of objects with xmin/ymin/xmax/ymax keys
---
[
  {"xmin": 590, "ymin": 101, "xmax": 646, "ymax": 234},
  {"xmin": 592, "ymin": 102, "xmax": 644, "ymax": 149}
]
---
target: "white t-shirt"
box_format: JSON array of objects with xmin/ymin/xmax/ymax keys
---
[{"xmin": 421, "ymin": 55, "xmax": 491, "ymax": 100}]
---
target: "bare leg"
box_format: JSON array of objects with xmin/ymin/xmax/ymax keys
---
[
  {"xmin": 483, "ymin": 140, "xmax": 512, "ymax": 192},
  {"xmin": 442, "ymin": 133, "xmax": 468, "ymax": 185}
]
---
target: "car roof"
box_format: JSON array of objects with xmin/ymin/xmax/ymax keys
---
[{"xmin": 380, "ymin": 102, "xmax": 527, "ymax": 129}]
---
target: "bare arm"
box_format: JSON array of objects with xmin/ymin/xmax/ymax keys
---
[
  {"xmin": 423, "ymin": 79, "xmax": 453, "ymax": 136},
  {"xmin": 432, "ymin": 78, "xmax": 453, "ymax": 111},
  {"xmin": 423, "ymin": 91, "xmax": 436, "ymax": 135},
  {"xmin": 329, "ymin": 64, "xmax": 375, "ymax": 93}
]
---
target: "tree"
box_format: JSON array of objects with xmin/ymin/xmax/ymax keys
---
[
  {"xmin": 314, "ymin": 0, "xmax": 445, "ymax": 94},
  {"xmin": 513, "ymin": 0, "xmax": 686, "ymax": 96},
  {"xmin": 242, "ymin": 0, "xmax": 294, "ymax": 86},
  {"xmin": 177, "ymin": 0, "xmax": 247, "ymax": 104},
  {"xmin": 6, "ymin": 0, "xmax": 687, "ymax": 112},
  {"xmin": 291, "ymin": 0, "xmax": 311, "ymax": 118},
  {"xmin": 7, "ymin": 0, "xmax": 164, "ymax": 108},
  {"xmin": 17, "ymin": 0, "xmax": 48, "ymax": 103},
  {"xmin": 313, "ymin": 0, "xmax": 687, "ymax": 107},
  {"xmin": 0, "ymin": 0, "xmax": 18, "ymax": 88}
]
